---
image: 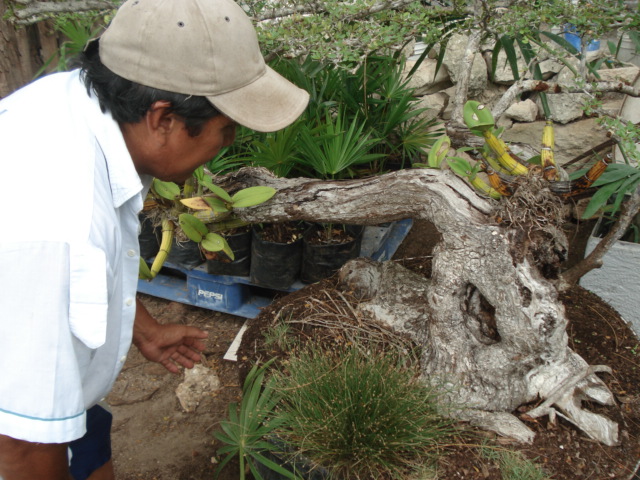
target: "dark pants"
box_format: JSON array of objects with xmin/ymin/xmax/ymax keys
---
[{"xmin": 68, "ymin": 404, "xmax": 112, "ymax": 480}]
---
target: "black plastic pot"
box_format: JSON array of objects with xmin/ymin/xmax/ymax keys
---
[
  {"xmin": 138, "ymin": 213, "xmax": 160, "ymax": 261},
  {"xmin": 206, "ymin": 228, "xmax": 252, "ymax": 277},
  {"xmin": 166, "ymin": 238, "xmax": 204, "ymax": 270},
  {"xmin": 301, "ymin": 224, "xmax": 364, "ymax": 284},
  {"xmin": 249, "ymin": 224, "xmax": 304, "ymax": 290}
]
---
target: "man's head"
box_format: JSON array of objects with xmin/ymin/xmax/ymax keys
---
[
  {"xmin": 80, "ymin": 0, "xmax": 308, "ymax": 182},
  {"xmin": 98, "ymin": 0, "xmax": 308, "ymax": 133}
]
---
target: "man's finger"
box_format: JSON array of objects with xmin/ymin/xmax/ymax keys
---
[{"xmin": 183, "ymin": 326, "xmax": 208, "ymax": 339}]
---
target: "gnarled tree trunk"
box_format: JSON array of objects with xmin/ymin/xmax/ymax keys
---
[{"xmin": 223, "ymin": 166, "xmax": 619, "ymax": 446}]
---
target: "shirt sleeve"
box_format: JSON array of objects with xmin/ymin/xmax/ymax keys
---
[{"xmin": 0, "ymin": 241, "xmax": 86, "ymax": 443}]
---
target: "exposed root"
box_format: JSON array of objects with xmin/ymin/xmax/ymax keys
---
[
  {"xmin": 495, "ymin": 177, "xmax": 568, "ymax": 275},
  {"xmin": 495, "ymin": 176, "xmax": 565, "ymax": 235},
  {"xmin": 526, "ymin": 361, "xmax": 619, "ymax": 446}
]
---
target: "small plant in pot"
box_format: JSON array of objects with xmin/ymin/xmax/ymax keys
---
[
  {"xmin": 249, "ymin": 221, "xmax": 308, "ymax": 290},
  {"xmin": 292, "ymin": 107, "xmax": 383, "ymax": 283},
  {"xmin": 139, "ymin": 165, "xmax": 276, "ymax": 280},
  {"xmin": 214, "ymin": 359, "xmax": 299, "ymax": 480},
  {"xmin": 300, "ymin": 223, "xmax": 365, "ymax": 284},
  {"xmin": 204, "ymin": 224, "xmax": 253, "ymax": 277}
]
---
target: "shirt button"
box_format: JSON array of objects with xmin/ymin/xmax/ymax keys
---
[
  {"xmin": 120, "ymin": 356, "xmax": 127, "ymax": 363},
  {"xmin": 125, "ymin": 298, "xmax": 134, "ymax": 306},
  {"xmin": 127, "ymin": 249, "xmax": 136, "ymax": 257}
]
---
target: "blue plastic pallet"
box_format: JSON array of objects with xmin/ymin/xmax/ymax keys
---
[{"xmin": 137, "ymin": 219, "xmax": 412, "ymax": 318}]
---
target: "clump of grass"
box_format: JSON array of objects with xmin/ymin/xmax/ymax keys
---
[
  {"xmin": 270, "ymin": 344, "xmax": 453, "ymax": 479},
  {"xmin": 263, "ymin": 317, "xmax": 296, "ymax": 351},
  {"xmin": 481, "ymin": 446, "xmax": 551, "ymax": 480}
]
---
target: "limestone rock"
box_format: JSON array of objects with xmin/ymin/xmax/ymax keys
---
[
  {"xmin": 403, "ymin": 58, "xmax": 451, "ymax": 96},
  {"xmin": 505, "ymin": 99, "xmax": 539, "ymax": 122},
  {"xmin": 414, "ymin": 92, "xmax": 449, "ymax": 122},
  {"xmin": 442, "ymin": 33, "xmax": 488, "ymax": 98},
  {"xmin": 175, "ymin": 365, "xmax": 221, "ymax": 413},
  {"xmin": 595, "ymin": 66, "xmax": 639, "ymax": 84},
  {"xmin": 502, "ymin": 118, "xmax": 609, "ymax": 164}
]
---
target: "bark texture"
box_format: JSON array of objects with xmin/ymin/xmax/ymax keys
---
[
  {"xmin": 0, "ymin": 3, "xmax": 59, "ymax": 98},
  {"xmin": 225, "ymin": 167, "xmax": 619, "ymax": 445}
]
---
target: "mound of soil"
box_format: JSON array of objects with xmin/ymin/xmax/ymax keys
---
[{"xmin": 237, "ymin": 219, "xmax": 640, "ymax": 479}]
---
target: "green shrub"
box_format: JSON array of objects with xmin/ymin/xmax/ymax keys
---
[{"xmin": 271, "ymin": 345, "xmax": 453, "ymax": 479}]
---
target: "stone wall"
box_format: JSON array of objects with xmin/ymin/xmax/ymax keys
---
[{"xmin": 403, "ymin": 34, "xmax": 640, "ymax": 166}]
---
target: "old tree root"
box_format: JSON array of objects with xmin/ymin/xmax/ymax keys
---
[{"xmin": 226, "ymin": 167, "xmax": 619, "ymax": 446}]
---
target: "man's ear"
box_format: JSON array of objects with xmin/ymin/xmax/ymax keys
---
[{"xmin": 145, "ymin": 101, "xmax": 176, "ymax": 145}]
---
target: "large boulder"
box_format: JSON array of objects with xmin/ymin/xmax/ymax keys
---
[
  {"xmin": 442, "ymin": 33, "xmax": 488, "ymax": 98},
  {"xmin": 403, "ymin": 58, "xmax": 452, "ymax": 96},
  {"xmin": 502, "ymin": 117, "xmax": 610, "ymax": 164}
]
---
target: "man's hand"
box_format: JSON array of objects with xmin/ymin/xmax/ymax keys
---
[{"xmin": 133, "ymin": 299, "xmax": 208, "ymax": 374}]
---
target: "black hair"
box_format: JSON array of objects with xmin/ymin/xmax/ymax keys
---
[{"xmin": 76, "ymin": 40, "xmax": 220, "ymax": 137}]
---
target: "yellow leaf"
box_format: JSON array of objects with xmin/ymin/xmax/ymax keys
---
[{"xmin": 180, "ymin": 197, "xmax": 213, "ymax": 210}]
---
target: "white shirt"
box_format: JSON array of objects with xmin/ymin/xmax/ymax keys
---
[{"xmin": 0, "ymin": 70, "xmax": 151, "ymax": 443}]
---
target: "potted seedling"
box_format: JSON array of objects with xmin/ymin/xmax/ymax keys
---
[
  {"xmin": 249, "ymin": 221, "xmax": 308, "ymax": 290},
  {"xmin": 138, "ymin": 166, "xmax": 276, "ymax": 281},
  {"xmin": 294, "ymin": 107, "xmax": 383, "ymax": 283}
]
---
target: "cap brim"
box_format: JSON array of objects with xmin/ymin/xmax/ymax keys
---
[{"xmin": 207, "ymin": 66, "xmax": 309, "ymax": 133}]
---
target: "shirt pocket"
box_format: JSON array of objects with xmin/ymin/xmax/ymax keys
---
[{"xmin": 69, "ymin": 244, "xmax": 108, "ymax": 349}]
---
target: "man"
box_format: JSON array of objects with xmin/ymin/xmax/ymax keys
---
[{"xmin": 0, "ymin": 0, "xmax": 309, "ymax": 478}]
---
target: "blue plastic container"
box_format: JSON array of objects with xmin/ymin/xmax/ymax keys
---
[{"xmin": 564, "ymin": 24, "xmax": 600, "ymax": 52}]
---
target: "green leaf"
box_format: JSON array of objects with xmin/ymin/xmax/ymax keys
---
[
  {"xmin": 208, "ymin": 184, "xmax": 233, "ymax": 202},
  {"xmin": 463, "ymin": 100, "xmax": 494, "ymax": 134},
  {"xmin": 500, "ymin": 35, "xmax": 520, "ymax": 81},
  {"xmin": 527, "ymin": 154, "xmax": 542, "ymax": 165},
  {"xmin": 204, "ymin": 197, "xmax": 231, "ymax": 213},
  {"xmin": 251, "ymin": 451, "xmax": 300, "ymax": 480},
  {"xmin": 192, "ymin": 165, "xmax": 206, "ymax": 183},
  {"xmin": 582, "ymin": 179, "xmax": 625, "ymax": 219},
  {"xmin": 231, "ymin": 186, "xmax": 277, "ymax": 208},
  {"xmin": 201, "ymin": 233, "xmax": 227, "ymax": 255},
  {"xmin": 201, "ymin": 233, "xmax": 234, "ymax": 260},
  {"xmin": 153, "ymin": 179, "xmax": 181, "ymax": 200},
  {"xmin": 540, "ymin": 29, "xmax": 580, "ymax": 55},
  {"xmin": 198, "ymin": 175, "xmax": 218, "ymax": 193},
  {"xmin": 221, "ymin": 237, "xmax": 235, "ymax": 260},
  {"xmin": 427, "ymin": 135, "xmax": 451, "ymax": 169},
  {"xmin": 447, "ymin": 157, "xmax": 472, "ymax": 177},
  {"xmin": 178, "ymin": 213, "xmax": 208, "ymax": 243},
  {"xmin": 610, "ymin": 175, "xmax": 640, "ymax": 214},
  {"xmin": 592, "ymin": 163, "xmax": 638, "ymax": 186}
]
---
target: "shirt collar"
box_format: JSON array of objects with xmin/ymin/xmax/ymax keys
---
[{"xmin": 71, "ymin": 70, "xmax": 146, "ymax": 209}]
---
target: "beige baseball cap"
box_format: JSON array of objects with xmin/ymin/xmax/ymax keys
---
[{"xmin": 99, "ymin": 0, "xmax": 309, "ymax": 132}]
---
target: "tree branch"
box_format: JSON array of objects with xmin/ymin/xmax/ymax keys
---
[
  {"xmin": 558, "ymin": 184, "xmax": 640, "ymax": 290},
  {"xmin": 13, "ymin": 0, "xmax": 115, "ymax": 24},
  {"xmin": 255, "ymin": 0, "xmax": 417, "ymax": 22},
  {"xmin": 255, "ymin": 3, "xmax": 323, "ymax": 22},
  {"xmin": 218, "ymin": 167, "xmax": 494, "ymax": 227},
  {"xmin": 450, "ymin": 28, "xmax": 483, "ymax": 127},
  {"xmin": 492, "ymin": 80, "xmax": 640, "ymax": 119}
]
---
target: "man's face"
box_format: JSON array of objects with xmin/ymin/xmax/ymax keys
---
[
  {"xmin": 150, "ymin": 114, "xmax": 237, "ymax": 183},
  {"xmin": 126, "ymin": 108, "xmax": 237, "ymax": 183}
]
